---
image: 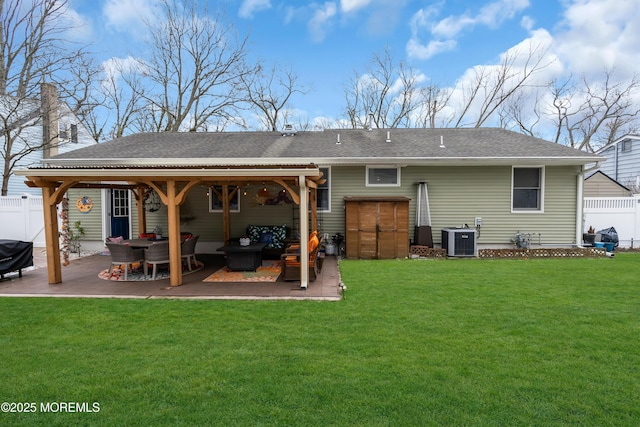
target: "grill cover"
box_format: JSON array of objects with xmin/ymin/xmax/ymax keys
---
[{"xmin": 0, "ymin": 240, "xmax": 34, "ymax": 275}]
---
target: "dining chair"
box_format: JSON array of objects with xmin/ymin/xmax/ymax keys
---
[
  {"xmin": 181, "ymin": 235, "xmax": 199, "ymax": 271},
  {"xmin": 106, "ymin": 242, "xmax": 146, "ymax": 281},
  {"xmin": 144, "ymin": 241, "xmax": 170, "ymax": 280}
]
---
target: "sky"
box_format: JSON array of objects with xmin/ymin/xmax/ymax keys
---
[{"xmin": 66, "ymin": 0, "xmax": 639, "ymax": 131}]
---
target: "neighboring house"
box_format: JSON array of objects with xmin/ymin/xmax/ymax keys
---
[
  {"xmin": 19, "ymin": 128, "xmax": 602, "ymax": 269},
  {"xmin": 1, "ymin": 84, "xmax": 96, "ymax": 196},
  {"xmin": 595, "ymin": 134, "xmax": 640, "ymax": 193},
  {"xmin": 584, "ymin": 171, "xmax": 631, "ymax": 197}
]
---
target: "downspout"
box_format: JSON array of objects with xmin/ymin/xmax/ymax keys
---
[{"xmin": 576, "ymin": 162, "xmax": 601, "ymax": 246}]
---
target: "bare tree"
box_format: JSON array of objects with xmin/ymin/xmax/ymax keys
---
[
  {"xmin": 131, "ymin": 0, "xmax": 254, "ymax": 132},
  {"xmin": 543, "ymin": 70, "xmax": 640, "ymax": 151},
  {"xmin": 414, "ymin": 83, "xmax": 453, "ymax": 128},
  {"xmin": 451, "ymin": 40, "xmax": 553, "ymax": 128},
  {"xmin": 56, "ymin": 54, "xmax": 105, "ymax": 140},
  {"xmin": 0, "ymin": 0, "xmax": 93, "ymax": 195},
  {"xmin": 240, "ymin": 63, "xmax": 308, "ymax": 131},
  {"xmin": 343, "ymin": 47, "xmax": 424, "ymax": 129}
]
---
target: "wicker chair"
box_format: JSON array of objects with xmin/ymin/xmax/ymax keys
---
[
  {"xmin": 106, "ymin": 242, "xmax": 146, "ymax": 281},
  {"xmin": 144, "ymin": 241, "xmax": 170, "ymax": 280},
  {"xmin": 181, "ymin": 235, "xmax": 199, "ymax": 271}
]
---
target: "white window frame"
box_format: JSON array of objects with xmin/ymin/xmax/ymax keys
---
[
  {"xmin": 209, "ymin": 185, "xmax": 240, "ymax": 213},
  {"xmin": 366, "ymin": 165, "xmax": 401, "ymax": 187},
  {"xmin": 112, "ymin": 189, "xmax": 130, "ymax": 217},
  {"xmin": 621, "ymin": 140, "xmax": 632, "ymax": 152},
  {"xmin": 511, "ymin": 166, "xmax": 545, "ymax": 213},
  {"xmin": 316, "ymin": 166, "xmax": 331, "ymax": 213}
]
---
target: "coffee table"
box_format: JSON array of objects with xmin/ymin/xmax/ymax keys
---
[{"xmin": 216, "ymin": 242, "xmax": 268, "ymax": 271}]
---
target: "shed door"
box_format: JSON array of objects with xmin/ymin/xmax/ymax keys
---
[{"xmin": 345, "ymin": 198, "xmax": 409, "ymax": 259}]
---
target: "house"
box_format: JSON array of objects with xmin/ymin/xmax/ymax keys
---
[
  {"xmin": 584, "ymin": 171, "xmax": 631, "ymax": 197},
  {"xmin": 16, "ymin": 127, "xmax": 602, "ymax": 287},
  {"xmin": 1, "ymin": 83, "xmax": 97, "ymax": 196},
  {"xmin": 595, "ymin": 134, "xmax": 640, "ymax": 193}
]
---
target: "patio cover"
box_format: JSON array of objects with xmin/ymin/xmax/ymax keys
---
[{"xmin": 17, "ymin": 165, "xmax": 323, "ymax": 288}]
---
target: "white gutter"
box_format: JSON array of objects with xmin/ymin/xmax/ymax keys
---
[
  {"xmin": 16, "ymin": 167, "xmax": 322, "ymax": 178},
  {"xmin": 27, "ymin": 155, "xmax": 603, "ymax": 169}
]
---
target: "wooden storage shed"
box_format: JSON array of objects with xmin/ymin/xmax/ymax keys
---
[{"xmin": 344, "ymin": 196, "xmax": 410, "ymax": 259}]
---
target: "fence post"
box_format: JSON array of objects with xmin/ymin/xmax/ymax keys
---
[
  {"xmin": 635, "ymin": 195, "xmax": 640, "ymax": 246},
  {"xmin": 22, "ymin": 195, "xmax": 29, "ymax": 241}
]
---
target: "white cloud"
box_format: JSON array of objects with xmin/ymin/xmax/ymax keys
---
[
  {"xmin": 54, "ymin": 1, "xmax": 94, "ymax": 42},
  {"xmin": 308, "ymin": 2, "xmax": 338, "ymax": 43},
  {"xmin": 340, "ymin": 0, "xmax": 373, "ymax": 14},
  {"xmin": 407, "ymin": 0, "xmax": 530, "ymax": 60},
  {"xmin": 406, "ymin": 38, "xmax": 457, "ymax": 60},
  {"xmin": 553, "ymin": 0, "xmax": 640, "ymax": 77},
  {"xmin": 102, "ymin": 56, "xmax": 146, "ymax": 84},
  {"xmin": 520, "ymin": 15, "xmax": 535, "ymax": 31},
  {"xmin": 432, "ymin": 0, "xmax": 529, "ymax": 39},
  {"xmin": 238, "ymin": 0, "xmax": 272, "ymax": 19},
  {"xmin": 103, "ymin": 0, "xmax": 158, "ymax": 33}
]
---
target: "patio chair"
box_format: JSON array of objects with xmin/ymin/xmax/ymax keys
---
[
  {"xmin": 144, "ymin": 241, "xmax": 170, "ymax": 280},
  {"xmin": 106, "ymin": 242, "xmax": 146, "ymax": 281},
  {"xmin": 181, "ymin": 235, "xmax": 199, "ymax": 271},
  {"xmin": 280, "ymin": 232, "xmax": 322, "ymax": 282}
]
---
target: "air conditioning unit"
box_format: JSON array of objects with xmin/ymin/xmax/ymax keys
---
[{"xmin": 441, "ymin": 228, "xmax": 477, "ymax": 257}]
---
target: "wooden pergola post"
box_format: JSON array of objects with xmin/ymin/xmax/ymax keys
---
[
  {"xmin": 166, "ymin": 180, "xmax": 182, "ymax": 286},
  {"xmin": 42, "ymin": 186, "xmax": 62, "ymax": 284}
]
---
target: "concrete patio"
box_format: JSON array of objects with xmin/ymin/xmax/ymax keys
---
[{"xmin": 0, "ymin": 248, "xmax": 342, "ymax": 300}]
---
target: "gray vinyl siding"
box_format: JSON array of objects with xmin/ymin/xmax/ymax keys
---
[
  {"xmin": 67, "ymin": 189, "xmax": 103, "ymax": 241},
  {"xmin": 121, "ymin": 164, "xmax": 580, "ymax": 248},
  {"xmin": 318, "ymin": 165, "xmax": 580, "ymax": 247},
  {"xmin": 143, "ymin": 185, "xmax": 300, "ymax": 242}
]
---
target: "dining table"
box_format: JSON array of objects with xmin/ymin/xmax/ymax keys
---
[{"xmin": 123, "ymin": 238, "xmax": 166, "ymax": 248}]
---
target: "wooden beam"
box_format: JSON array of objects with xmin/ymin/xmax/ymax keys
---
[
  {"xmin": 176, "ymin": 179, "xmax": 202, "ymax": 205},
  {"xmin": 42, "ymin": 187, "xmax": 62, "ymax": 284},
  {"xmin": 145, "ymin": 181, "xmax": 168, "ymax": 205},
  {"xmin": 166, "ymin": 180, "xmax": 182, "ymax": 286},
  {"xmin": 273, "ymin": 178, "xmax": 300, "ymax": 205},
  {"xmin": 49, "ymin": 180, "xmax": 79, "ymax": 205}
]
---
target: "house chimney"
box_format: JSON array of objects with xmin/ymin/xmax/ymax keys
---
[{"xmin": 41, "ymin": 83, "xmax": 59, "ymax": 158}]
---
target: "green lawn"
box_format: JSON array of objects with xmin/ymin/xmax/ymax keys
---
[{"xmin": 1, "ymin": 254, "xmax": 638, "ymax": 426}]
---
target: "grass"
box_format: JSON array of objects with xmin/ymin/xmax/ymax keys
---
[{"xmin": 1, "ymin": 253, "xmax": 639, "ymax": 426}]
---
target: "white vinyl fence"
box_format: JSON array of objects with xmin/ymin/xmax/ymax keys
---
[
  {"xmin": 0, "ymin": 195, "xmax": 46, "ymax": 247},
  {"xmin": 583, "ymin": 195, "xmax": 640, "ymax": 248}
]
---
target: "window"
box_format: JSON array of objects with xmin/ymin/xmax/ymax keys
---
[
  {"xmin": 70, "ymin": 124, "xmax": 78, "ymax": 143},
  {"xmin": 59, "ymin": 123, "xmax": 78, "ymax": 142},
  {"xmin": 512, "ymin": 167, "xmax": 544, "ymax": 212},
  {"xmin": 317, "ymin": 167, "xmax": 330, "ymax": 212},
  {"xmin": 621, "ymin": 140, "xmax": 632, "ymax": 152},
  {"xmin": 209, "ymin": 185, "xmax": 240, "ymax": 213},
  {"xmin": 366, "ymin": 166, "xmax": 400, "ymax": 187},
  {"xmin": 59, "ymin": 123, "xmax": 68, "ymax": 141},
  {"xmin": 112, "ymin": 189, "xmax": 129, "ymax": 217}
]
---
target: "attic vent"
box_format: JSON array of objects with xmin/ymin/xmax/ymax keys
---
[{"xmin": 281, "ymin": 124, "xmax": 295, "ymax": 136}]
